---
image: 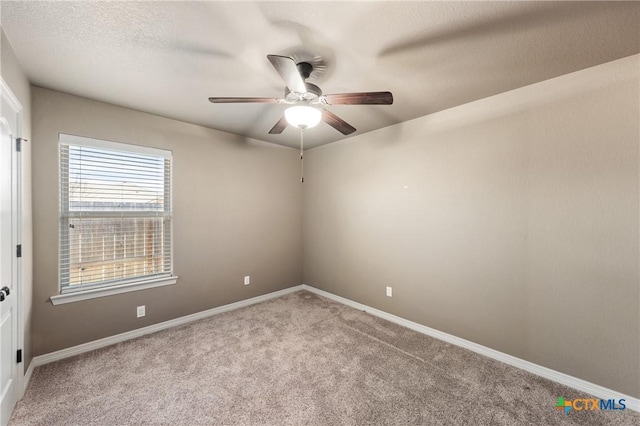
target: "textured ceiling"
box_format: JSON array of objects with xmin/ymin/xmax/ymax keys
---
[{"xmin": 2, "ymin": 1, "xmax": 639, "ymax": 149}]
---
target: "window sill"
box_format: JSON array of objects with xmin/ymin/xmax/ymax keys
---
[{"xmin": 50, "ymin": 276, "xmax": 178, "ymax": 305}]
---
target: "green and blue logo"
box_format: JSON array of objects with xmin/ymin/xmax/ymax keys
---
[{"xmin": 555, "ymin": 396, "xmax": 626, "ymax": 414}]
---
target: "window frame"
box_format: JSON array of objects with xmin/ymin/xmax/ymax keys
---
[{"xmin": 51, "ymin": 134, "xmax": 177, "ymax": 305}]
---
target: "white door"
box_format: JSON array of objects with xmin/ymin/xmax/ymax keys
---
[{"xmin": 0, "ymin": 82, "xmax": 20, "ymax": 426}]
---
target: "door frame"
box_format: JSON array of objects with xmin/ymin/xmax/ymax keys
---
[{"xmin": 0, "ymin": 78, "xmax": 24, "ymax": 402}]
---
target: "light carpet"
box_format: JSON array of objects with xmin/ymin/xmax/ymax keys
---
[{"xmin": 10, "ymin": 291, "xmax": 639, "ymax": 425}]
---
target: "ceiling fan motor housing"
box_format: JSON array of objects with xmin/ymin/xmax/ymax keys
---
[{"xmin": 285, "ymin": 82, "xmax": 322, "ymax": 102}]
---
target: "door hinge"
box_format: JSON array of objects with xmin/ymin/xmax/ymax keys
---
[
  {"xmin": 17, "ymin": 349, "xmax": 22, "ymax": 363},
  {"xmin": 16, "ymin": 137, "xmax": 27, "ymax": 152},
  {"xmin": 16, "ymin": 244, "xmax": 22, "ymax": 258}
]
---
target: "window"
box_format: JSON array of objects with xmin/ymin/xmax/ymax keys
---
[{"xmin": 53, "ymin": 134, "xmax": 176, "ymax": 304}]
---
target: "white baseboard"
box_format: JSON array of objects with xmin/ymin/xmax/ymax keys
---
[
  {"xmin": 32, "ymin": 285, "xmax": 303, "ymax": 368},
  {"xmin": 300, "ymin": 284, "xmax": 640, "ymax": 412},
  {"xmin": 21, "ymin": 360, "xmax": 35, "ymax": 398},
  {"xmin": 27, "ymin": 283, "xmax": 639, "ymax": 413}
]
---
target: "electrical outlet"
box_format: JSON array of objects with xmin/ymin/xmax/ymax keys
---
[
  {"xmin": 244, "ymin": 275, "xmax": 250, "ymax": 285},
  {"xmin": 386, "ymin": 286, "xmax": 393, "ymax": 297},
  {"xmin": 137, "ymin": 305, "xmax": 146, "ymax": 318}
]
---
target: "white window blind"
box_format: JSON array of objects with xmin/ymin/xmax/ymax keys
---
[{"xmin": 59, "ymin": 135, "xmax": 172, "ymax": 292}]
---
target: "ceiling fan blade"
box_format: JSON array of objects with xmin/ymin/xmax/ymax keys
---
[
  {"xmin": 322, "ymin": 92, "xmax": 393, "ymax": 105},
  {"xmin": 208, "ymin": 97, "xmax": 280, "ymax": 103},
  {"xmin": 267, "ymin": 54, "xmax": 307, "ymax": 94},
  {"xmin": 322, "ymin": 110, "xmax": 356, "ymax": 135},
  {"xmin": 268, "ymin": 116, "xmax": 288, "ymax": 134}
]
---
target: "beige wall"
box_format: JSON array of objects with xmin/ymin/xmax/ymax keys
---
[
  {"xmin": 31, "ymin": 87, "xmax": 302, "ymax": 355},
  {"xmin": 1, "ymin": 28, "xmax": 33, "ymax": 371},
  {"xmin": 303, "ymin": 55, "xmax": 640, "ymax": 398}
]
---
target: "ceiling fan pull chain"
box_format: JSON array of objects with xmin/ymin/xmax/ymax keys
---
[{"xmin": 300, "ymin": 127, "xmax": 304, "ymax": 183}]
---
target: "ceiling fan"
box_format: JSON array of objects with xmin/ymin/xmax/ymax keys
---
[{"xmin": 208, "ymin": 55, "xmax": 393, "ymax": 135}]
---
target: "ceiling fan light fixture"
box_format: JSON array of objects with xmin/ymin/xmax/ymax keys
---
[{"xmin": 285, "ymin": 105, "xmax": 321, "ymax": 129}]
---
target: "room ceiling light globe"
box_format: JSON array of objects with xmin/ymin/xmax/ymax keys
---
[{"xmin": 285, "ymin": 105, "xmax": 322, "ymax": 129}]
